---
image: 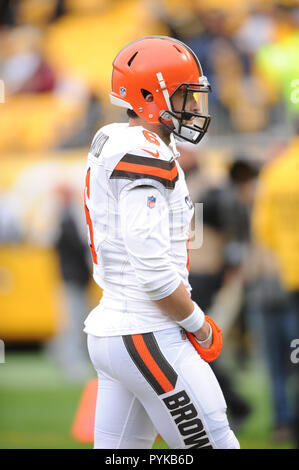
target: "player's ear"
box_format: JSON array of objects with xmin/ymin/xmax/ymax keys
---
[
  {"xmin": 141, "ymin": 89, "xmax": 154, "ymax": 102},
  {"xmin": 145, "ymin": 94, "xmax": 154, "ymax": 102}
]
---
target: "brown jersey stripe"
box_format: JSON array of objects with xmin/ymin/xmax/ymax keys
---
[
  {"xmin": 123, "ymin": 333, "xmax": 177, "ymax": 395},
  {"xmin": 113, "ymin": 161, "xmax": 178, "ymax": 181},
  {"xmin": 120, "ymin": 153, "xmax": 176, "ymax": 170},
  {"xmin": 110, "ymin": 153, "xmax": 179, "ymax": 189},
  {"xmin": 110, "ymin": 170, "xmax": 178, "ymax": 189}
]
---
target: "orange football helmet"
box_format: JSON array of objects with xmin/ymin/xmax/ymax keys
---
[{"xmin": 110, "ymin": 36, "xmax": 211, "ymax": 144}]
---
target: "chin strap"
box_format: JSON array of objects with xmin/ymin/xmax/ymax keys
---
[{"xmin": 169, "ymin": 133, "xmax": 180, "ymax": 160}]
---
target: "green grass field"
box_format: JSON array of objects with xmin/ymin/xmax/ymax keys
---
[{"xmin": 0, "ymin": 349, "xmax": 295, "ymax": 449}]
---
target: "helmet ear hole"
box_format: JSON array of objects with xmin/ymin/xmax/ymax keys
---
[{"xmin": 141, "ymin": 89, "xmax": 153, "ymax": 102}]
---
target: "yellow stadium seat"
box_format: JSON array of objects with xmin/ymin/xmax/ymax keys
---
[
  {"xmin": 43, "ymin": 0, "xmax": 169, "ymax": 101},
  {"xmin": 0, "ymin": 93, "xmax": 86, "ymax": 152}
]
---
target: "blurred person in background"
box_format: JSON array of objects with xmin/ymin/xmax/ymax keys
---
[
  {"xmin": 160, "ymin": 6, "xmax": 238, "ymax": 135},
  {"xmin": 0, "ymin": 18, "xmax": 103, "ymax": 153},
  {"xmin": 158, "ymin": 2, "xmax": 271, "ymax": 135},
  {"xmin": 188, "ymin": 157, "xmax": 259, "ymax": 431},
  {"xmin": 1, "ymin": 26, "xmax": 56, "ymax": 95},
  {"xmin": 0, "ymin": 186, "xmax": 23, "ymax": 242},
  {"xmin": 57, "ymin": 91, "xmax": 103, "ymax": 149},
  {"xmin": 252, "ymin": 118, "xmax": 299, "ymax": 447},
  {"xmin": 245, "ymin": 237, "xmax": 297, "ymax": 442},
  {"xmin": 254, "ymin": 1, "xmax": 299, "ymax": 129},
  {"xmin": 47, "ymin": 184, "xmax": 92, "ymax": 382}
]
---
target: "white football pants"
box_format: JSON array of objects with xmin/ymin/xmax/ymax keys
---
[{"xmin": 87, "ymin": 326, "xmax": 240, "ymax": 449}]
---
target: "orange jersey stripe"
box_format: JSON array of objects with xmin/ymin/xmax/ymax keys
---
[
  {"xmin": 84, "ymin": 168, "xmax": 97, "ymax": 264},
  {"xmin": 84, "ymin": 202, "xmax": 98, "ymax": 264},
  {"xmin": 85, "ymin": 167, "xmax": 91, "ymax": 199},
  {"xmin": 186, "ymin": 237, "xmax": 190, "ymax": 272},
  {"xmin": 132, "ymin": 335, "xmax": 175, "ymax": 394},
  {"xmin": 114, "ymin": 161, "xmax": 178, "ymax": 181}
]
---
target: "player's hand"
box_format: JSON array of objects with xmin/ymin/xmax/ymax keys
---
[{"xmin": 186, "ymin": 315, "xmax": 223, "ymax": 362}]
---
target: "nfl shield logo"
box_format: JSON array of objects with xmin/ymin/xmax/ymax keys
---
[
  {"xmin": 147, "ymin": 196, "xmax": 156, "ymax": 208},
  {"xmin": 120, "ymin": 87, "xmax": 126, "ymax": 97}
]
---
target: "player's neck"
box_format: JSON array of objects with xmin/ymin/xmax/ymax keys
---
[{"xmin": 129, "ymin": 117, "xmax": 171, "ymax": 145}]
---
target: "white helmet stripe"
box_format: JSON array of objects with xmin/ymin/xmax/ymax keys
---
[
  {"xmin": 156, "ymin": 72, "xmax": 179, "ymax": 131},
  {"xmin": 156, "ymin": 72, "xmax": 172, "ymax": 112}
]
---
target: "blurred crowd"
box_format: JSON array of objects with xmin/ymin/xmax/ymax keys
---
[
  {"xmin": 0, "ymin": 0, "xmax": 298, "ymax": 149},
  {"xmin": 0, "ymin": 0, "xmax": 299, "ymax": 448}
]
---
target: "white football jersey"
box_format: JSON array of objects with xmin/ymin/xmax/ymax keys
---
[{"xmin": 83, "ymin": 123, "xmax": 194, "ymax": 336}]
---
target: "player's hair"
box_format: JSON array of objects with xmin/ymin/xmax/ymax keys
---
[{"xmin": 127, "ymin": 108, "xmax": 138, "ymax": 119}]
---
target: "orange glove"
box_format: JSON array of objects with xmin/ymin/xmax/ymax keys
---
[{"xmin": 186, "ymin": 315, "xmax": 223, "ymax": 362}]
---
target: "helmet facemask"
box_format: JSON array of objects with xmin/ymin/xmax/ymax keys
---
[{"xmin": 159, "ymin": 79, "xmax": 211, "ymax": 144}]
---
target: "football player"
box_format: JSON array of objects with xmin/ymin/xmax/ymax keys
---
[{"xmin": 83, "ymin": 36, "xmax": 240, "ymax": 449}]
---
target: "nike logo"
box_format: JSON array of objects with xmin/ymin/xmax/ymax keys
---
[{"xmin": 141, "ymin": 148, "xmax": 159, "ymax": 158}]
